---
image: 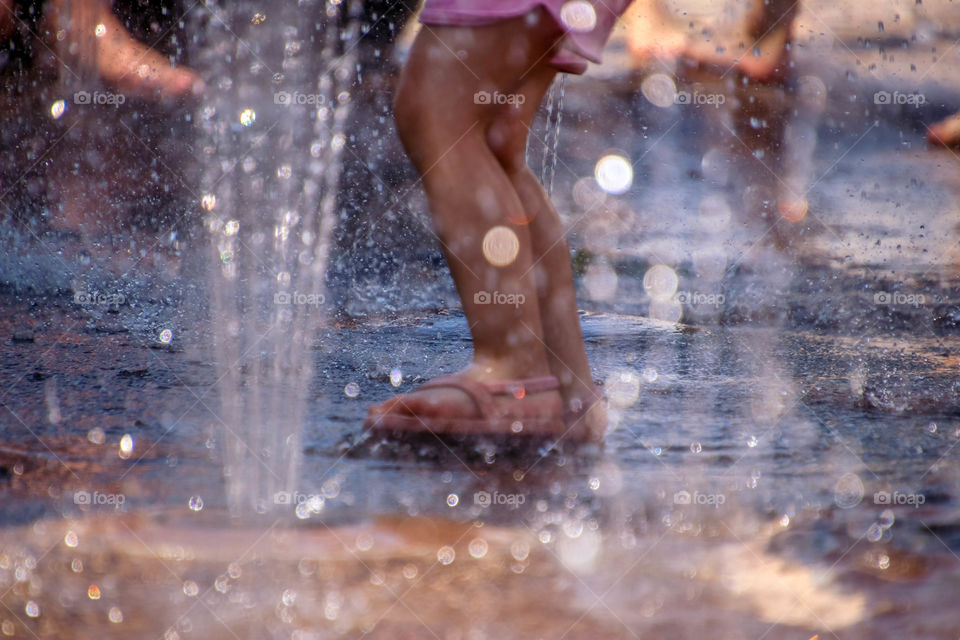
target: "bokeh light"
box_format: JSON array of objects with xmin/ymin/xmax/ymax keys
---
[
  {"xmin": 559, "ymin": 1, "xmax": 597, "ymax": 32},
  {"xmin": 640, "ymin": 73, "xmax": 677, "ymax": 108},
  {"xmin": 482, "ymin": 226, "xmax": 520, "ymax": 267},
  {"xmin": 594, "ymin": 154, "xmax": 633, "ymax": 195},
  {"xmin": 642, "ymin": 264, "xmax": 678, "ymax": 301}
]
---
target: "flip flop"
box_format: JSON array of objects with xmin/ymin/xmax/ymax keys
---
[{"xmin": 364, "ymin": 374, "xmax": 565, "ymax": 437}]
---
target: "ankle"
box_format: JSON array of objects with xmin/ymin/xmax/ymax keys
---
[{"xmin": 470, "ymin": 352, "xmax": 552, "ymax": 381}]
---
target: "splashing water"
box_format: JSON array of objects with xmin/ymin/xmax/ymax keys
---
[
  {"xmin": 190, "ymin": 0, "xmax": 362, "ymax": 514},
  {"xmin": 533, "ymin": 74, "xmax": 566, "ymax": 197}
]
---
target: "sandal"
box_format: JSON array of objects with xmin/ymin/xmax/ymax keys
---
[{"xmin": 364, "ymin": 374, "xmax": 565, "ymax": 437}]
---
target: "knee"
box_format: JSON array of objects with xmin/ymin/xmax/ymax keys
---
[{"xmin": 486, "ymin": 113, "xmax": 528, "ymax": 174}]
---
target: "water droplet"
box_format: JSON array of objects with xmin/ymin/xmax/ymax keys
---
[
  {"xmin": 94, "ymin": 23, "xmax": 106, "ymax": 37},
  {"xmin": 643, "ymin": 264, "xmax": 679, "ymax": 301},
  {"xmin": 468, "ymin": 538, "xmax": 488, "ymax": 559},
  {"xmin": 50, "ymin": 100, "xmax": 65, "ymax": 119},
  {"xmin": 594, "ymin": 154, "xmax": 633, "ymax": 194},
  {"xmin": 182, "ymin": 580, "xmax": 199, "ymax": 597},
  {"xmin": 64, "ymin": 530, "xmax": 79, "ymax": 548},
  {"xmin": 402, "ymin": 564, "xmax": 418, "ymax": 579},
  {"xmin": 640, "ymin": 73, "xmax": 677, "ymax": 108},
  {"xmin": 481, "ymin": 226, "xmax": 520, "ymax": 267},
  {"xmin": 747, "ymin": 435, "xmax": 758, "ymax": 448},
  {"xmin": 559, "ymin": 0, "xmax": 597, "ymax": 31},
  {"xmin": 159, "ymin": 329, "xmax": 173, "ymax": 344},
  {"xmin": 188, "ymin": 496, "xmax": 204, "ymax": 511},
  {"xmin": 344, "ymin": 382, "xmax": 360, "ymax": 398},
  {"xmin": 437, "ymin": 545, "xmax": 455, "ymax": 565},
  {"xmin": 690, "ymin": 441, "xmax": 702, "ymax": 454},
  {"xmin": 25, "ymin": 601, "xmax": 39, "ymax": 617},
  {"xmin": 88, "ymin": 584, "xmax": 101, "ymax": 600},
  {"xmin": 927, "ymin": 422, "xmax": 938, "ymax": 434},
  {"xmin": 223, "ymin": 220, "xmax": 239, "ymax": 236},
  {"xmin": 108, "ymin": 606, "xmax": 123, "ymax": 623},
  {"xmin": 239, "ymin": 108, "xmax": 256, "ymax": 126},
  {"xmin": 389, "ymin": 368, "xmax": 403, "ymax": 387},
  {"xmin": 251, "ymin": 12, "xmax": 266, "ymax": 24},
  {"xmin": 119, "ymin": 434, "xmax": 134, "ymax": 459},
  {"xmin": 877, "ymin": 554, "xmax": 890, "ymax": 570},
  {"xmin": 446, "ymin": 494, "xmax": 459, "ymax": 507},
  {"xmin": 588, "ymin": 477, "xmax": 600, "ymax": 491},
  {"xmin": 87, "ymin": 427, "xmax": 105, "ymax": 444},
  {"xmin": 833, "ymin": 473, "xmax": 864, "ymax": 509}
]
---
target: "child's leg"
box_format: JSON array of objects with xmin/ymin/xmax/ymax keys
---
[
  {"xmin": 378, "ymin": 12, "xmax": 568, "ymax": 429},
  {"xmin": 485, "ymin": 68, "xmax": 605, "ymax": 438}
]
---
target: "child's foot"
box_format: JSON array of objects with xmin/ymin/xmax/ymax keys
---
[
  {"xmin": 93, "ymin": 12, "xmax": 202, "ymax": 100},
  {"xmin": 365, "ymin": 365, "xmax": 566, "ymax": 438},
  {"xmin": 927, "ymin": 112, "xmax": 960, "ymax": 147}
]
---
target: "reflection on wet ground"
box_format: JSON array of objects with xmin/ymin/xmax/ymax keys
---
[{"xmin": 2, "ymin": 0, "xmax": 960, "ymax": 638}]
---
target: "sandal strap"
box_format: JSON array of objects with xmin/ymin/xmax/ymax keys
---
[
  {"xmin": 419, "ymin": 375, "xmax": 497, "ymax": 419},
  {"xmin": 417, "ymin": 375, "xmax": 561, "ymax": 420}
]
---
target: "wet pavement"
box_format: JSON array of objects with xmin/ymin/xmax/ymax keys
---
[{"xmin": 2, "ymin": 0, "xmax": 960, "ymax": 638}]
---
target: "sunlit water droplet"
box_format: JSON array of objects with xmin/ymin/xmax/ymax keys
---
[
  {"xmin": 594, "ymin": 154, "xmax": 633, "ymax": 195},
  {"xmin": 437, "ymin": 545, "xmax": 455, "ymax": 565},
  {"xmin": 25, "ymin": 601, "xmax": 39, "ymax": 617},
  {"xmin": 239, "ymin": 108, "xmax": 256, "ymax": 126},
  {"xmin": 834, "ymin": 472, "xmax": 864, "ymax": 509},
  {"xmin": 640, "ymin": 73, "xmax": 677, "ymax": 108},
  {"xmin": 446, "ymin": 494, "xmax": 459, "ymax": 507},
  {"xmin": 468, "ymin": 538, "xmax": 488, "ymax": 559},
  {"xmin": 87, "ymin": 427, "xmax": 105, "ymax": 444},
  {"xmin": 747, "ymin": 435, "xmax": 758, "ymax": 448},
  {"xmin": 559, "ymin": 0, "xmax": 597, "ymax": 32},
  {"xmin": 119, "ymin": 434, "xmax": 134, "ymax": 459},
  {"xmin": 690, "ymin": 441, "xmax": 702, "ymax": 454},
  {"xmin": 481, "ymin": 226, "xmax": 520, "ymax": 267},
  {"xmin": 64, "ymin": 530, "xmax": 79, "ymax": 548},
  {"xmin": 87, "ymin": 584, "xmax": 101, "ymax": 600},
  {"xmin": 94, "ymin": 23, "xmax": 106, "ymax": 37},
  {"xmin": 643, "ymin": 264, "xmax": 679, "ymax": 302},
  {"xmin": 251, "ymin": 12, "xmax": 266, "ymax": 24},
  {"xmin": 159, "ymin": 329, "xmax": 173, "ymax": 344},
  {"xmin": 390, "ymin": 368, "xmax": 403, "ymax": 387},
  {"xmin": 344, "ymin": 382, "xmax": 360, "ymax": 398},
  {"xmin": 183, "ymin": 580, "xmax": 199, "ymax": 597},
  {"xmin": 50, "ymin": 99, "xmax": 65, "ymax": 119},
  {"xmin": 188, "ymin": 496, "xmax": 204, "ymax": 511},
  {"xmin": 108, "ymin": 607, "xmax": 123, "ymax": 623}
]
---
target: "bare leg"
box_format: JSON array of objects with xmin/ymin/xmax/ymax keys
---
[
  {"xmin": 374, "ymin": 13, "xmax": 570, "ymax": 432},
  {"xmin": 486, "ymin": 67, "xmax": 605, "ymax": 439}
]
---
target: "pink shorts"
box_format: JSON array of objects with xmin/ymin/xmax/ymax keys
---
[{"xmin": 419, "ymin": 0, "xmax": 631, "ymax": 74}]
